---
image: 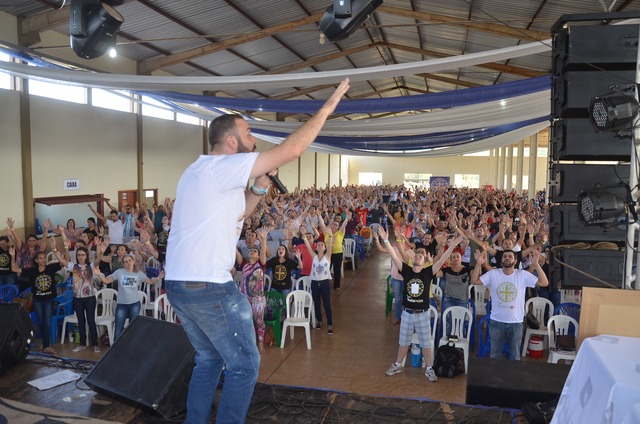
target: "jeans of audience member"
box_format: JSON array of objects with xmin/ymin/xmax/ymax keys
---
[
  {"xmin": 33, "ymin": 299, "xmax": 54, "ymax": 349},
  {"xmin": 73, "ymin": 296, "xmax": 98, "ymax": 346},
  {"xmin": 165, "ymin": 280, "xmax": 259, "ymax": 424},
  {"xmin": 441, "ymin": 296, "xmax": 469, "ymax": 337},
  {"xmin": 114, "ymin": 301, "xmax": 141, "ymax": 340},
  {"xmin": 489, "ymin": 319, "xmax": 522, "ymax": 360},
  {"xmin": 311, "ymin": 279, "xmax": 332, "ymax": 326},
  {"xmin": 0, "ymin": 273, "xmax": 17, "ymax": 286},
  {"xmin": 330, "ymin": 252, "xmax": 343, "ymax": 290},
  {"xmin": 391, "ymin": 278, "xmax": 403, "ymax": 322}
]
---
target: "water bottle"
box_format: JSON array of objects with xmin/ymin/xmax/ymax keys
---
[{"xmin": 410, "ymin": 343, "xmax": 422, "ymax": 367}]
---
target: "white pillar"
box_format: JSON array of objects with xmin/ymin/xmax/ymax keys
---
[
  {"xmin": 498, "ymin": 147, "xmax": 506, "ymax": 189},
  {"xmin": 492, "ymin": 148, "xmax": 499, "ymax": 189},
  {"xmin": 506, "ymin": 145, "xmax": 514, "ymax": 191},
  {"xmin": 516, "ymin": 139, "xmax": 525, "ymax": 195},
  {"xmin": 528, "ymin": 133, "xmax": 538, "ymax": 200}
]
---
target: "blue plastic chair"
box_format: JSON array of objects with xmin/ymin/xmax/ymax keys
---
[
  {"xmin": 467, "ymin": 299, "xmax": 476, "ymax": 352},
  {"xmin": 554, "ymin": 302, "xmax": 581, "ymax": 322},
  {"xmin": 353, "ymin": 234, "xmax": 366, "ymax": 263},
  {"xmin": 50, "ymin": 277, "xmax": 74, "ymax": 344},
  {"xmin": 476, "ymin": 314, "xmax": 492, "ymax": 358},
  {"xmin": 0, "ymin": 284, "xmax": 19, "ymax": 302}
]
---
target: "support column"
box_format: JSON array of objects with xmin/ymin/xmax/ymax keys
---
[
  {"xmin": 492, "ymin": 148, "xmax": 499, "ymax": 189},
  {"xmin": 497, "ymin": 147, "xmax": 506, "ymax": 189},
  {"xmin": 528, "ymin": 134, "xmax": 538, "ymax": 201},
  {"xmin": 506, "ymin": 145, "xmax": 514, "ymax": 191},
  {"xmin": 516, "ymin": 139, "xmax": 525, "ymax": 195}
]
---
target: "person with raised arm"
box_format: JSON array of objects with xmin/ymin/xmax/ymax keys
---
[{"xmin": 164, "ymin": 79, "xmax": 349, "ymax": 424}]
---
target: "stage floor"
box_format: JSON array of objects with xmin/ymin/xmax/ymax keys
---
[{"xmin": 1, "ymin": 249, "xmax": 553, "ymax": 422}]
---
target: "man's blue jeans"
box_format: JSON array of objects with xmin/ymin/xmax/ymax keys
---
[
  {"xmin": 33, "ymin": 299, "xmax": 54, "ymax": 349},
  {"xmin": 489, "ymin": 319, "xmax": 523, "ymax": 360},
  {"xmin": 165, "ymin": 280, "xmax": 260, "ymax": 424},
  {"xmin": 114, "ymin": 301, "xmax": 141, "ymax": 340},
  {"xmin": 391, "ymin": 278, "xmax": 403, "ymax": 322}
]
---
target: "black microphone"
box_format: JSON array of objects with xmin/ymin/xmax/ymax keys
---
[{"xmin": 268, "ymin": 174, "xmax": 288, "ymax": 194}]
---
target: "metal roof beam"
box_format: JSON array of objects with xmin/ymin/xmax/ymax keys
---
[
  {"xmin": 263, "ymin": 43, "xmax": 378, "ymax": 75},
  {"xmin": 378, "ymin": 5, "xmax": 549, "ymax": 41},
  {"xmin": 139, "ymin": 12, "xmax": 323, "ymax": 73}
]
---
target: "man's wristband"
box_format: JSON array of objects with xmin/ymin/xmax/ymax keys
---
[
  {"xmin": 383, "ymin": 239, "xmax": 390, "ymax": 244},
  {"xmin": 250, "ymin": 185, "xmax": 268, "ymax": 196}
]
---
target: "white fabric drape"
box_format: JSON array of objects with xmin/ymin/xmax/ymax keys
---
[{"xmin": 0, "ymin": 40, "xmax": 551, "ymax": 90}]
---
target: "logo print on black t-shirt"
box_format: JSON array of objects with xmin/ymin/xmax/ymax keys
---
[{"xmin": 407, "ymin": 278, "xmax": 424, "ymax": 298}]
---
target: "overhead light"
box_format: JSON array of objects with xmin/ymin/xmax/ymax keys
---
[
  {"xmin": 70, "ymin": 0, "xmax": 124, "ymax": 59},
  {"xmin": 319, "ymin": 0, "xmax": 382, "ymax": 42},
  {"xmin": 578, "ymin": 183, "xmax": 632, "ymax": 226},
  {"xmin": 108, "ymin": 47, "xmax": 117, "ymax": 58},
  {"xmin": 588, "ymin": 85, "xmax": 639, "ymax": 133}
]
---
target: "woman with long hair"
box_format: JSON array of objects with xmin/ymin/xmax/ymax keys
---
[
  {"xmin": 94, "ymin": 252, "xmax": 164, "ymax": 340},
  {"xmin": 303, "ymin": 230, "xmax": 334, "ymax": 334},
  {"xmin": 265, "ymin": 244, "xmax": 301, "ymax": 295}
]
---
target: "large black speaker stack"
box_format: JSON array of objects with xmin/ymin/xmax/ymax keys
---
[
  {"xmin": 548, "ymin": 13, "xmax": 640, "ymax": 289},
  {"xmin": 84, "ymin": 316, "xmax": 195, "ymax": 419},
  {"xmin": 0, "ymin": 303, "xmax": 35, "ymax": 374}
]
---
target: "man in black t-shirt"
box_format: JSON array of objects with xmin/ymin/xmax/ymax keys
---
[
  {"xmin": 0, "ymin": 236, "xmax": 17, "ymax": 286},
  {"xmin": 377, "ymin": 227, "xmax": 463, "ymax": 383}
]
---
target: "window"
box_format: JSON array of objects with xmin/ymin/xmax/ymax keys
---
[
  {"xmin": 0, "ymin": 52, "xmax": 11, "ymax": 90},
  {"xmin": 27, "ymin": 64, "xmax": 86, "ymax": 104},
  {"xmin": 141, "ymin": 95, "xmax": 174, "ymax": 121},
  {"xmin": 92, "ymin": 88, "xmax": 133, "ymax": 113},
  {"xmin": 463, "ymin": 150, "xmax": 490, "ymax": 157},
  {"xmin": 454, "ymin": 174, "xmax": 480, "ymax": 188},
  {"xmin": 359, "ymin": 172, "xmax": 382, "ymax": 185},
  {"xmin": 404, "ymin": 172, "xmax": 431, "ymax": 190},
  {"xmin": 176, "ymin": 112, "xmax": 202, "ymax": 126}
]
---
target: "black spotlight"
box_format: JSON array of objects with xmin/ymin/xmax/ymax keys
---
[
  {"xmin": 319, "ymin": 0, "xmax": 382, "ymax": 42},
  {"xmin": 70, "ymin": 0, "xmax": 124, "ymax": 59},
  {"xmin": 588, "ymin": 85, "xmax": 639, "ymax": 133},
  {"xmin": 578, "ymin": 183, "xmax": 632, "ymax": 226}
]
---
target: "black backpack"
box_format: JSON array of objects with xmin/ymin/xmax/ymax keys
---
[{"xmin": 433, "ymin": 341, "xmax": 464, "ymax": 378}]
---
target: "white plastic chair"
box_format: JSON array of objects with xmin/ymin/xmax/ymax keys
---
[
  {"xmin": 153, "ymin": 293, "xmax": 177, "ymax": 323},
  {"xmin": 522, "ymin": 297, "xmax": 555, "ymax": 355},
  {"xmin": 402, "ymin": 305, "xmax": 440, "ymax": 367},
  {"xmin": 369, "ymin": 223, "xmax": 380, "ymax": 236},
  {"xmin": 60, "ymin": 313, "xmax": 90, "ymax": 346},
  {"xmin": 430, "ymin": 284, "xmax": 443, "ymax": 310},
  {"xmin": 293, "ymin": 276, "xmax": 316, "ymax": 327},
  {"xmin": 547, "ymin": 315, "xmax": 579, "ymax": 364},
  {"xmin": 46, "ymin": 251, "xmax": 58, "ymax": 264},
  {"xmin": 141, "ymin": 281, "xmax": 162, "ymax": 317},
  {"xmin": 343, "ymin": 238, "xmax": 356, "ymax": 273},
  {"xmin": 438, "ymin": 306, "xmax": 473, "ymax": 373},
  {"xmin": 468, "ymin": 285, "xmax": 488, "ymax": 316},
  {"xmin": 146, "ymin": 256, "xmax": 161, "ymax": 269},
  {"xmin": 280, "ymin": 291, "xmax": 313, "ymax": 349},
  {"xmin": 264, "ymin": 274, "xmax": 272, "ymax": 292},
  {"xmin": 95, "ymin": 288, "xmax": 117, "ymax": 345}
]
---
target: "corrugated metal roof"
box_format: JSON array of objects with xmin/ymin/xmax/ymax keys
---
[{"xmin": 2, "ymin": 0, "xmax": 640, "ymax": 118}]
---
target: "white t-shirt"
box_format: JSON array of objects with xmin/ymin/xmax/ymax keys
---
[
  {"xmin": 106, "ymin": 219, "xmax": 125, "ymax": 245},
  {"xmin": 165, "ymin": 153, "xmax": 258, "ymax": 283},
  {"xmin": 479, "ymin": 268, "xmax": 538, "ymax": 324}
]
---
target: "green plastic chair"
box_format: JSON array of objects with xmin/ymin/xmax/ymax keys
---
[
  {"xmin": 264, "ymin": 291, "xmax": 286, "ymax": 347},
  {"xmin": 385, "ymin": 275, "xmax": 393, "ymax": 316}
]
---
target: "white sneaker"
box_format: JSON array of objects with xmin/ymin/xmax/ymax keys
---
[
  {"xmin": 425, "ymin": 367, "xmax": 438, "ymax": 382},
  {"xmin": 94, "ymin": 346, "xmax": 101, "ymax": 353},
  {"xmin": 72, "ymin": 345, "xmax": 86, "ymax": 353},
  {"xmin": 385, "ymin": 363, "xmax": 403, "ymax": 376}
]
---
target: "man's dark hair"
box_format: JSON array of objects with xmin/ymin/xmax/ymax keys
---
[
  {"xmin": 502, "ymin": 249, "xmax": 516, "ymax": 258},
  {"xmin": 208, "ymin": 114, "xmax": 242, "ymax": 150},
  {"xmin": 87, "ymin": 217, "xmax": 96, "ymax": 224},
  {"xmin": 110, "ymin": 209, "xmax": 118, "ymax": 215}
]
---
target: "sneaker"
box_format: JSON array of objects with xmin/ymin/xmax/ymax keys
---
[
  {"xmin": 94, "ymin": 346, "xmax": 101, "ymax": 353},
  {"xmin": 425, "ymin": 367, "xmax": 438, "ymax": 382},
  {"xmin": 315, "ymin": 322, "xmax": 322, "ymax": 330},
  {"xmin": 328, "ymin": 328, "xmax": 334, "ymax": 335},
  {"xmin": 385, "ymin": 363, "xmax": 403, "ymax": 376},
  {"xmin": 72, "ymin": 345, "xmax": 86, "ymax": 353}
]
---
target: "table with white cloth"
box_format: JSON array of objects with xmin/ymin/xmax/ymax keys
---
[{"xmin": 551, "ymin": 334, "xmax": 640, "ymax": 424}]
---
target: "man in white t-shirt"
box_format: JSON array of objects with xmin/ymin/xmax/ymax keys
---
[
  {"xmin": 164, "ymin": 79, "xmax": 349, "ymax": 424},
  {"xmin": 87, "ymin": 205, "xmax": 125, "ymax": 245},
  {"xmin": 471, "ymin": 249, "xmax": 548, "ymax": 360}
]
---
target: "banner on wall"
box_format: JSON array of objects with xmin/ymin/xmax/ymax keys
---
[{"xmin": 430, "ymin": 176, "xmax": 450, "ymax": 188}]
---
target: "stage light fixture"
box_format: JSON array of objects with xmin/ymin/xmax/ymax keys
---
[
  {"xmin": 70, "ymin": 0, "xmax": 124, "ymax": 59},
  {"xmin": 319, "ymin": 0, "xmax": 382, "ymax": 42},
  {"xmin": 578, "ymin": 183, "xmax": 632, "ymax": 226},
  {"xmin": 588, "ymin": 86, "xmax": 639, "ymax": 132}
]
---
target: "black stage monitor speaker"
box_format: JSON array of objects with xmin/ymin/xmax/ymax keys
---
[
  {"xmin": 549, "ymin": 204, "xmax": 626, "ymax": 244},
  {"xmin": 548, "ymin": 163, "xmax": 630, "ymax": 204},
  {"xmin": 466, "ymin": 358, "xmax": 571, "ymax": 409},
  {"xmin": 550, "ymin": 248, "xmax": 624, "ymax": 289},
  {"xmin": 0, "ymin": 303, "xmax": 35, "ymax": 374},
  {"xmin": 319, "ymin": 0, "xmax": 382, "ymax": 42},
  {"xmin": 85, "ymin": 316, "xmax": 195, "ymax": 419}
]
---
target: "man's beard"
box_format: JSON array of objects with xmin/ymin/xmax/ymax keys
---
[
  {"xmin": 501, "ymin": 259, "xmax": 515, "ymax": 269},
  {"xmin": 236, "ymin": 137, "xmax": 256, "ymax": 153}
]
